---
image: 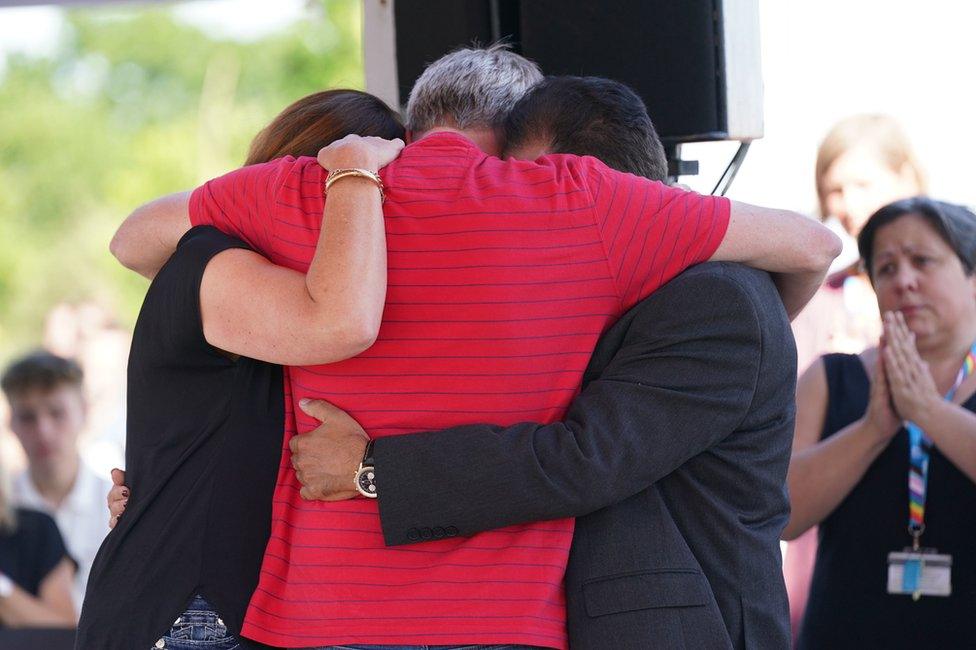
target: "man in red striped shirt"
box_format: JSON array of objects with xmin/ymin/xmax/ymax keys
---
[
  {"xmin": 291, "ymin": 75, "xmax": 799, "ymax": 650},
  {"xmin": 113, "ymin": 45, "xmax": 839, "ymax": 649}
]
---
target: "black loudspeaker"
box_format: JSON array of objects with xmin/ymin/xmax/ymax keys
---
[
  {"xmin": 389, "ymin": 0, "xmax": 519, "ymax": 108},
  {"xmin": 365, "ymin": 0, "xmax": 763, "ymax": 144}
]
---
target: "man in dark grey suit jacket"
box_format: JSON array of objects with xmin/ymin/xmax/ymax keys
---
[{"xmin": 298, "ymin": 261, "xmax": 795, "ymax": 649}]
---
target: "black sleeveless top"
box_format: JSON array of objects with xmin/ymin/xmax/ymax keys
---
[
  {"xmin": 76, "ymin": 227, "xmax": 283, "ymax": 650},
  {"xmin": 798, "ymin": 353, "xmax": 976, "ymax": 650}
]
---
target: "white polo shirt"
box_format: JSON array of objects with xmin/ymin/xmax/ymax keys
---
[{"xmin": 13, "ymin": 462, "xmax": 113, "ymax": 611}]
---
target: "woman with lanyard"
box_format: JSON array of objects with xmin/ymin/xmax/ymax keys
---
[{"xmin": 783, "ymin": 196, "xmax": 976, "ymax": 649}]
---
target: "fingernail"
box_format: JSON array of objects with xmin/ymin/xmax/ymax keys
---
[{"xmin": 299, "ymin": 398, "xmax": 310, "ymax": 408}]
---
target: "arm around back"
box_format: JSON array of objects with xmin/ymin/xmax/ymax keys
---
[
  {"xmin": 376, "ymin": 263, "xmax": 768, "ymax": 545},
  {"xmin": 109, "ymin": 191, "xmax": 192, "ymax": 280},
  {"xmin": 198, "ymin": 244, "xmax": 379, "ymax": 365},
  {"xmin": 712, "ymin": 202, "xmax": 840, "ymax": 274},
  {"xmin": 710, "ymin": 201, "xmax": 842, "ymax": 319},
  {"xmin": 124, "ymin": 137, "xmax": 401, "ymax": 365}
]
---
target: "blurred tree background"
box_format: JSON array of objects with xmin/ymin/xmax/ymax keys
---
[{"xmin": 0, "ymin": 0, "xmax": 365, "ymax": 364}]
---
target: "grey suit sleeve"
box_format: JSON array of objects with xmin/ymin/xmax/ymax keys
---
[{"xmin": 375, "ymin": 267, "xmax": 766, "ymax": 546}]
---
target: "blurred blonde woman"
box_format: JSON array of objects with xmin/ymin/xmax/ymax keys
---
[
  {"xmin": 793, "ymin": 114, "xmax": 926, "ymax": 371},
  {"xmin": 816, "ymin": 114, "xmax": 926, "ymax": 240},
  {"xmin": 0, "ymin": 447, "xmax": 75, "ymax": 628}
]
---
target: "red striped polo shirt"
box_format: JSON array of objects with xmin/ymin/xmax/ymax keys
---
[{"xmin": 188, "ymin": 132, "xmax": 729, "ymax": 649}]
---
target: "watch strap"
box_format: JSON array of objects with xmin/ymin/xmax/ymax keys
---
[
  {"xmin": 362, "ymin": 439, "xmax": 375, "ymax": 467},
  {"xmin": 354, "ymin": 438, "xmax": 378, "ymax": 499}
]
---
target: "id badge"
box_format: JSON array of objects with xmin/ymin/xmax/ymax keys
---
[{"xmin": 887, "ymin": 549, "xmax": 952, "ymax": 598}]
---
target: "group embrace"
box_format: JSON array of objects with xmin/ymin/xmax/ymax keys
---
[{"xmin": 53, "ymin": 43, "xmax": 976, "ymax": 650}]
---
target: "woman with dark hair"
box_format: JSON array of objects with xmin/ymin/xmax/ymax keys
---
[
  {"xmin": 77, "ymin": 89, "xmax": 404, "ymax": 649},
  {"xmin": 244, "ymin": 89, "xmax": 405, "ymax": 165},
  {"xmin": 784, "ymin": 197, "xmax": 976, "ymax": 649},
  {"xmin": 783, "ymin": 115, "xmax": 929, "ymax": 642}
]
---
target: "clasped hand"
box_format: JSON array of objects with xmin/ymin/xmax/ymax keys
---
[
  {"xmin": 861, "ymin": 311, "xmax": 942, "ymax": 445},
  {"xmin": 317, "ymin": 133, "xmax": 405, "ymax": 172},
  {"xmin": 882, "ymin": 311, "xmax": 942, "ymax": 425},
  {"xmin": 288, "ymin": 398, "xmax": 369, "ymax": 501}
]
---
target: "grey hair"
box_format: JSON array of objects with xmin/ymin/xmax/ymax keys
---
[{"xmin": 406, "ymin": 43, "xmax": 543, "ymax": 132}]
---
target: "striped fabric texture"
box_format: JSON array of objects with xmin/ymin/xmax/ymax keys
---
[{"xmin": 188, "ymin": 132, "xmax": 730, "ymax": 648}]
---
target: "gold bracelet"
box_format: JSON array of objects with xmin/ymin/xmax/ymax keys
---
[{"xmin": 324, "ymin": 168, "xmax": 385, "ymax": 202}]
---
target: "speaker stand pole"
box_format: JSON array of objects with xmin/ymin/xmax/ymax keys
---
[{"xmin": 665, "ymin": 143, "xmax": 699, "ymax": 186}]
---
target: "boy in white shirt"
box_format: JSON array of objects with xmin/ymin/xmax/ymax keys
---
[{"xmin": 2, "ymin": 350, "xmax": 112, "ymax": 614}]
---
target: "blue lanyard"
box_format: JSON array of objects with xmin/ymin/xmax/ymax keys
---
[
  {"xmin": 900, "ymin": 342, "xmax": 976, "ymax": 599},
  {"xmin": 905, "ymin": 341, "xmax": 976, "ymax": 546}
]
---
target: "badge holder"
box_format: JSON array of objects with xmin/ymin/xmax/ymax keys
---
[
  {"xmin": 887, "ymin": 524, "xmax": 952, "ymax": 600},
  {"xmin": 886, "ymin": 340, "xmax": 973, "ymax": 601}
]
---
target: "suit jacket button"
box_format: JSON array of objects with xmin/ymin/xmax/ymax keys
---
[
  {"xmin": 420, "ymin": 527, "xmax": 433, "ymax": 540},
  {"xmin": 445, "ymin": 526, "xmax": 459, "ymax": 537},
  {"xmin": 432, "ymin": 526, "xmax": 446, "ymax": 539},
  {"xmin": 407, "ymin": 528, "xmax": 420, "ymax": 541}
]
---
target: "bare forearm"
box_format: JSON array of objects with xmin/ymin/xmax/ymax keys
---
[
  {"xmin": 772, "ymin": 268, "xmax": 828, "ymax": 321},
  {"xmin": 110, "ymin": 191, "xmax": 191, "ymax": 279},
  {"xmin": 201, "ymin": 155, "xmax": 389, "ymax": 363},
  {"xmin": 307, "ymin": 176, "xmax": 386, "ymax": 342},
  {"xmin": 714, "ymin": 202, "xmax": 842, "ymax": 275},
  {"xmin": 915, "ymin": 401, "xmax": 976, "ymax": 484},
  {"xmin": 0, "ymin": 585, "xmax": 74, "ymax": 628},
  {"xmin": 784, "ymin": 417, "xmax": 889, "ymax": 539},
  {"xmin": 302, "ymin": 137, "xmax": 402, "ymax": 348},
  {"xmin": 199, "ymin": 135, "xmax": 401, "ymax": 362}
]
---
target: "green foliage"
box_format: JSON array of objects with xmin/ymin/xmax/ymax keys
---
[{"xmin": 0, "ymin": 0, "xmax": 364, "ymax": 362}]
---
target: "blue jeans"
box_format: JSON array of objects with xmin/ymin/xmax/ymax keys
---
[{"xmin": 152, "ymin": 594, "xmax": 239, "ymax": 649}]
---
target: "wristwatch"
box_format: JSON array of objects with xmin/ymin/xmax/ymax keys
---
[
  {"xmin": 354, "ymin": 439, "xmax": 377, "ymax": 498},
  {"xmin": 0, "ymin": 572, "xmax": 13, "ymax": 598}
]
